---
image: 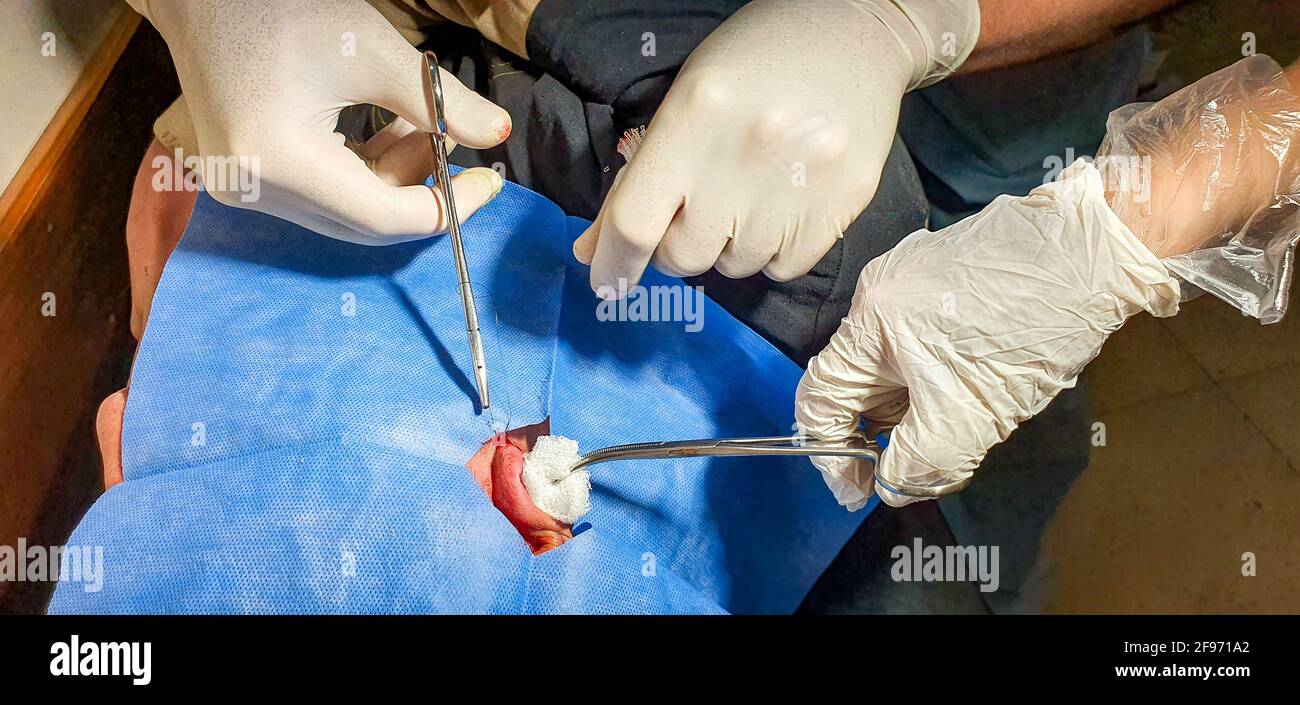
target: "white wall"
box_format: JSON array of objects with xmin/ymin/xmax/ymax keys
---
[{"xmin": 0, "ymin": 0, "xmax": 126, "ymax": 194}]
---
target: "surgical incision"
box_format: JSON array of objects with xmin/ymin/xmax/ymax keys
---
[{"xmin": 466, "ymin": 419, "xmax": 581, "ymax": 555}]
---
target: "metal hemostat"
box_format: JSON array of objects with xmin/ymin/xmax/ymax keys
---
[
  {"xmin": 422, "ymin": 50, "xmax": 490, "ymax": 410},
  {"xmin": 571, "ymin": 429, "xmax": 879, "ymax": 470},
  {"xmin": 572, "ymin": 427, "xmax": 972, "ymax": 499}
]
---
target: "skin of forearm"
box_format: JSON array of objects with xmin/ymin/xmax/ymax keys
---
[
  {"xmin": 960, "ymin": 0, "xmax": 1180, "ymax": 73},
  {"xmin": 1126, "ymin": 119, "xmax": 1274, "ymax": 258},
  {"xmin": 1109, "ymin": 69, "xmax": 1300, "ymax": 259}
]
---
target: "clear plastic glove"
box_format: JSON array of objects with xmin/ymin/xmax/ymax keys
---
[
  {"xmin": 796, "ymin": 56, "xmax": 1300, "ymax": 510},
  {"xmin": 1099, "ymin": 54, "xmax": 1300, "ymax": 322},
  {"xmin": 130, "ymin": 0, "xmax": 511, "ymax": 244},
  {"xmin": 573, "ymin": 0, "xmax": 979, "ymax": 293}
]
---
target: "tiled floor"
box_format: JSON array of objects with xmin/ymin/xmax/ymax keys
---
[{"xmin": 1035, "ymin": 286, "xmax": 1300, "ymax": 613}]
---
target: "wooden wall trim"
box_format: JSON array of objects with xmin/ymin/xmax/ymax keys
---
[
  {"xmin": 0, "ymin": 16, "xmax": 176, "ymax": 613},
  {"xmin": 0, "ymin": 7, "xmax": 141, "ymax": 252}
]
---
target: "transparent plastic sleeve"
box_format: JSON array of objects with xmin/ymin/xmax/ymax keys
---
[{"xmin": 1097, "ymin": 55, "xmax": 1300, "ymax": 323}]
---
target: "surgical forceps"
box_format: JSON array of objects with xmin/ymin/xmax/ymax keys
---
[
  {"xmin": 422, "ymin": 51, "xmax": 490, "ymax": 410},
  {"xmin": 572, "ymin": 427, "xmax": 972, "ymax": 499}
]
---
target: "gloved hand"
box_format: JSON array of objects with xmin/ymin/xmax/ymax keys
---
[
  {"xmin": 795, "ymin": 161, "xmax": 1181, "ymax": 509},
  {"xmin": 795, "ymin": 55, "xmax": 1300, "ymax": 510},
  {"xmin": 573, "ymin": 0, "xmax": 979, "ymax": 294},
  {"xmin": 129, "ymin": 0, "xmax": 511, "ymax": 244}
]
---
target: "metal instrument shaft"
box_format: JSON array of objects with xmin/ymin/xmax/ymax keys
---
[{"xmin": 423, "ymin": 51, "xmax": 489, "ymax": 409}]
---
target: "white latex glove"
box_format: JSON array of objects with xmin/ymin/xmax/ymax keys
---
[
  {"xmin": 573, "ymin": 0, "xmax": 979, "ymax": 294},
  {"xmin": 795, "ymin": 55, "xmax": 1300, "ymax": 511},
  {"xmin": 130, "ymin": 0, "xmax": 511, "ymax": 244},
  {"xmin": 795, "ymin": 161, "xmax": 1181, "ymax": 509}
]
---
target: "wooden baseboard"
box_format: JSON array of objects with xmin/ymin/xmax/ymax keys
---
[{"xmin": 0, "ymin": 7, "xmax": 141, "ymax": 251}]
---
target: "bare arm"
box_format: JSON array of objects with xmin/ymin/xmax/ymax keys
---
[{"xmin": 960, "ymin": 0, "xmax": 1180, "ymax": 73}]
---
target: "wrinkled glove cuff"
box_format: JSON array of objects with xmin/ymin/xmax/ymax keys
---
[
  {"xmin": 1051, "ymin": 160, "xmax": 1182, "ymax": 320},
  {"xmin": 863, "ymin": 0, "xmax": 981, "ymax": 90}
]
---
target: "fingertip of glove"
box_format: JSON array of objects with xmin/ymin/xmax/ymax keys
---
[
  {"xmin": 482, "ymin": 167, "xmax": 504, "ymax": 198},
  {"xmin": 454, "ymin": 104, "xmax": 512, "ymax": 149},
  {"xmin": 573, "ymin": 228, "xmax": 596, "ymax": 265},
  {"xmin": 457, "ymin": 167, "xmax": 504, "ymax": 200},
  {"xmin": 495, "ymin": 112, "xmax": 513, "ymax": 143},
  {"xmin": 873, "ymin": 479, "xmax": 915, "ymax": 507},
  {"xmin": 484, "ymin": 104, "xmax": 512, "ymax": 146}
]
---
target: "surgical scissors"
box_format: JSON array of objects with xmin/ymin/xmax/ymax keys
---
[
  {"xmin": 573, "ymin": 427, "xmax": 972, "ymax": 499},
  {"xmin": 422, "ymin": 51, "xmax": 490, "ymax": 410}
]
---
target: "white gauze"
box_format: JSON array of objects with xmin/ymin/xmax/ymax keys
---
[{"xmin": 521, "ymin": 435, "xmax": 590, "ymax": 524}]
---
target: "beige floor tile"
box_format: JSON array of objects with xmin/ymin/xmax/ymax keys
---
[
  {"xmin": 1221, "ymin": 362, "xmax": 1300, "ymax": 469},
  {"xmin": 1084, "ymin": 312, "xmax": 1212, "ymax": 413},
  {"xmin": 1033, "ymin": 386, "xmax": 1300, "ymax": 613},
  {"xmin": 1159, "ymin": 293, "xmax": 1300, "ymax": 380}
]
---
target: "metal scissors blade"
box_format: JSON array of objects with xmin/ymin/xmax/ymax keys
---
[{"xmin": 422, "ymin": 51, "xmax": 490, "ymax": 410}]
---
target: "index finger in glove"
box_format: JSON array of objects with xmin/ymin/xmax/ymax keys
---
[
  {"xmin": 253, "ymin": 136, "xmax": 502, "ymax": 244},
  {"xmin": 795, "ymin": 319, "xmax": 905, "ymax": 510},
  {"xmin": 359, "ymin": 33, "xmax": 511, "ymax": 149},
  {"xmin": 869, "ymin": 367, "xmax": 1005, "ymax": 507},
  {"xmin": 574, "ymin": 127, "xmax": 687, "ymax": 297}
]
